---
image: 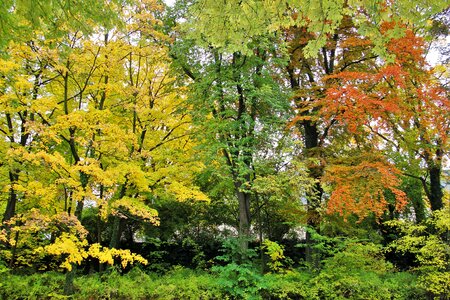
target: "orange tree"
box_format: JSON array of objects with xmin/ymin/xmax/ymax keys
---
[{"xmin": 320, "ymin": 23, "xmax": 449, "ymax": 217}]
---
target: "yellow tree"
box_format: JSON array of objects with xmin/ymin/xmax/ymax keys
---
[{"xmin": 0, "ymin": 0, "xmax": 206, "ymax": 272}]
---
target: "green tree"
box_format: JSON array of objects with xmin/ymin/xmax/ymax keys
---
[
  {"xmin": 171, "ymin": 12, "xmax": 292, "ymax": 249},
  {"xmin": 0, "ymin": 0, "xmax": 126, "ymax": 50}
]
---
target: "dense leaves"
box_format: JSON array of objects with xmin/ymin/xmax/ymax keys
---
[{"xmin": 0, "ymin": 0, "xmax": 449, "ymax": 299}]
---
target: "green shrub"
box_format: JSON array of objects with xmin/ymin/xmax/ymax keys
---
[
  {"xmin": 147, "ymin": 267, "xmax": 225, "ymax": 300},
  {"xmin": 213, "ymin": 262, "xmax": 263, "ymax": 299},
  {"xmin": 0, "ymin": 271, "xmax": 66, "ymax": 299},
  {"xmin": 260, "ymin": 271, "xmax": 315, "ymax": 299},
  {"xmin": 74, "ymin": 266, "xmax": 225, "ymax": 300},
  {"xmin": 210, "ymin": 237, "xmax": 266, "ymax": 299},
  {"xmin": 383, "ymin": 271, "xmax": 426, "ymax": 300},
  {"xmin": 311, "ymin": 243, "xmax": 406, "ymax": 299},
  {"xmin": 0, "ymin": 254, "xmax": 433, "ymax": 300},
  {"xmin": 387, "ymin": 208, "xmax": 450, "ymax": 299}
]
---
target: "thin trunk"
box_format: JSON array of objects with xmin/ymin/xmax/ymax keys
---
[
  {"xmin": 63, "ymin": 63, "xmax": 89, "ymax": 221},
  {"xmin": 98, "ymin": 184, "xmax": 105, "ymax": 272},
  {"xmin": 412, "ymin": 192, "xmax": 426, "ymax": 224},
  {"xmin": 8, "ymin": 231, "xmax": 19, "ymax": 268},
  {"xmin": 74, "ymin": 172, "xmax": 88, "ymax": 220},
  {"xmin": 3, "ymin": 171, "xmax": 19, "ymax": 223},
  {"xmin": 256, "ymin": 193, "xmax": 264, "ymax": 273},
  {"xmin": 3, "ymin": 111, "xmax": 18, "ymax": 222}
]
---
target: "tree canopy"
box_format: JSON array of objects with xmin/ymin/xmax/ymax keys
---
[{"xmin": 0, "ymin": 0, "xmax": 449, "ymax": 299}]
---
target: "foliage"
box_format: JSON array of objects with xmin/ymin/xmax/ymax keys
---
[
  {"xmin": 74, "ymin": 267, "xmax": 224, "ymax": 300},
  {"xmin": 0, "ymin": 0, "xmax": 207, "ymax": 274},
  {"xmin": 0, "ymin": 0, "xmax": 449, "ymax": 299},
  {"xmin": 262, "ymin": 239, "xmax": 288, "ymax": 273},
  {"xmin": 213, "ymin": 262, "xmax": 264, "ymax": 300},
  {"xmin": 295, "ymin": 226, "xmax": 355, "ymax": 267},
  {"xmin": 0, "ymin": 263, "xmax": 433, "ymax": 300},
  {"xmin": 311, "ymin": 242, "xmax": 416, "ymax": 299},
  {"xmin": 0, "ymin": 267, "xmax": 227, "ymax": 300},
  {"xmin": 212, "ymin": 238, "xmax": 264, "ymax": 299},
  {"xmin": 0, "ymin": 0, "xmax": 126, "ymax": 50},
  {"xmin": 387, "ymin": 208, "xmax": 450, "ymax": 299},
  {"xmin": 260, "ymin": 271, "xmax": 315, "ymax": 299},
  {"xmin": 323, "ymin": 153, "xmax": 407, "ymax": 221},
  {"xmin": 0, "ymin": 210, "xmax": 147, "ymax": 272},
  {"xmin": 0, "ymin": 271, "xmax": 67, "ymax": 299},
  {"xmin": 185, "ymin": 0, "xmax": 447, "ymax": 59},
  {"xmin": 320, "ymin": 23, "xmax": 450, "ymax": 212},
  {"xmin": 1, "ymin": 210, "xmax": 87, "ymax": 269}
]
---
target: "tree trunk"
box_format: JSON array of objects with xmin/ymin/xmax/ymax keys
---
[
  {"xmin": 64, "ymin": 265, "xmax": 77, "ymax": 295},
  {"xmin": 8, "ymin": 231, "xmax": 19, "ymax": 268},
  {"xmin": 109, "ymin": 216, "xmax": 124, "ymax": 249},
  {"xmin": 303, "ymin": 121, "xmax": 323, "ymax": 266},
  {"xmin": 236, "ymin": 183, "xmax": 251, "ymax": 251},
  {"xmin": 3, "ymin": 171, "xmax": 19, "ymax": 223},
  {"xmin": 428, "ymin": 165, "xmax": 443, "ymax": 211},
  {"xmin": 409, "ymin": 181, "xmax": 426, "ymax": 223}
]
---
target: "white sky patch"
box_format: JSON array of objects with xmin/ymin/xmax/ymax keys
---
[
  {"xmin": 426, "ymin": 35, "xmax": 450, "ymax": 66},
  {"xmin": 163, "ymin": 0, "xmax": 175, "ymax": 7}
]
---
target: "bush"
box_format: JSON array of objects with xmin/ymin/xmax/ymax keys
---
[
  {"xmin": 310, "ymin": 242, "xmax": 419, "ymax": 300},
  {"xmin": 0, "ymin": 254, "xmax": 432, "ymax": 300},
  {"xmin": 0, "ymin": 271, "xmax": 66, "ymax": 299},
  {"xmin": 74, "ymin": 267, "xmax": 225, "ymax": 300},
  {"xmin": 260, "ymin": 271, "xmax": 315, "ymax": 299},
  {"xmin": 211, "ymin": 238, "xmax": 264, "ymax": 299},
  {"xmin": 387, "ymin": 208, "xmax": 450, "ymax": 299},
  {"xmin": 383, "ymin": 271, "xmax": 426, "ymax": 300}
]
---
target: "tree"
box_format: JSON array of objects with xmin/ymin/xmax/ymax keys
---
[
  {"xmin": 0, "ymin": 0, "xmax": 125, "ymax": 50},
  {"xmin": 1, "ymin": 0, "xmax": 206, "ymax": 274},
  {"xmin": 180, "ymin": 0, "xmax": 448, "ymax": 261},
  {"xmin": 170, "ymin": 5, "xmax": 292, "ymax": 248},
  {"xmin": 185, "ymin": 0, "xmax": 446, "ymax": 59},
  {"xmin": 320, "ymin": 24, "xmax": 450, "ymax": 214}
]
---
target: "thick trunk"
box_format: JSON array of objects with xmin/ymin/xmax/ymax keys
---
[
  {"xmin": 74, "ymin": 200, "xmax": 84, "ymax": 221},
  {"xmin": 289, "ymin": 61, "xmax": 324, "ymax": 265},
  {"xmin": 64, "ymin": 266, "xmax": 77, "ymax": 295},
  {"xmin": 412, "ymin": 194, "xmax": 426, "ymax": 224},
  {"xmin": 409, "ymin": 182, "xmax": 426, "ymax": 223},
  {"xmin": 109, "ymin": 215, "xmax": 124, "ymax": 249},
  {"xmin": 304, "ymin": 121, "xmax": 319, "ymax": 150},
  {"xmin": 8, "ymin": 231, "xmax": 19, "ymax": 268},
  {"xmin": 303, "ymin": 121, "xmax": 323, "ymax": 266},
  {"xmin": 109, "ymin": 184, "xmax": 128, "ymax": 249},
  {"xmin": 428, "ymin": 165, "xmax": 443, "ymax": 211},
  {"xmin": 303, "ymin": 120, "xmax": 323, "ymax": 224},
  {"xmin": 235, "ymin": 179, "xmax": 251, "ymax": 252},
  {"xmin": 237, "ymin": 190, "xmax": 251, "ymax": 237}
]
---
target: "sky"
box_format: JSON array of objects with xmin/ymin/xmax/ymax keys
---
[{"xmin": 163, "ymin": 0, "xmax": 175, "ymax": 6}]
